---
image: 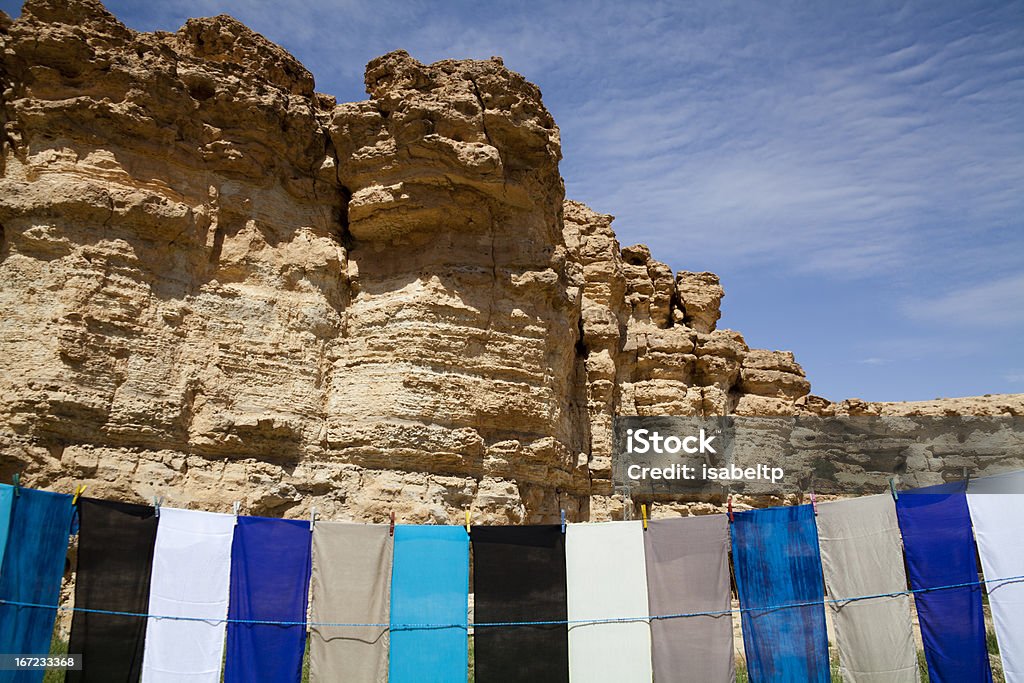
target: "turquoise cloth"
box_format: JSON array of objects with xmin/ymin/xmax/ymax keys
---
[
  {"xmin": 0, "ymin": 486, "xmax": 74, "ymax": 683},
  {"xmin": 389, "ymin": 525, "xmax": 469, "ymax": 683},
  {"xmin": 0, "ymin": 484, "xmax": 12, "ymax": 578}
]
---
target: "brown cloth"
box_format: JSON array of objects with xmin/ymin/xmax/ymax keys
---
[
  {"xmin": 309, "ymin": 523, "xmax": 393, "ymax": 683},
  {"xmin": 643, "ymin": 515, "xmax": 734, "ymax": 683}
]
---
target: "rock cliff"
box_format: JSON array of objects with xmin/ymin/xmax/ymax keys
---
[{"xmin": 1, "ymin": 0, "xmax": 1021, "ymax": 522}]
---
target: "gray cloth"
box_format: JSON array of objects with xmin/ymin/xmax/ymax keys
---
[
  {"xmin": 816, "ymin": 494, "xmax": 919, "ymax": 682},
  {"xmin": 310, "ymin": 523, "xmax": 393, "ymax": 683},
  {"xmin": 644, "ymin": 515, "xmax": 734, "ymax": 683}
]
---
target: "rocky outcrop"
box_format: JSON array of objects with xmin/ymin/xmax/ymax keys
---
[{"xmin": 1, "ymin": 0, "xmax": 1020, "ymax": 523}]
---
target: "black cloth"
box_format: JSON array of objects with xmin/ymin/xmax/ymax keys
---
[
  {"xmin": 471, "ymin": 525, "xmax": 569, "ymax": 683},
  {"xmin": 67, "ymin": 498, "xmax": 158, "ymax": 683}
]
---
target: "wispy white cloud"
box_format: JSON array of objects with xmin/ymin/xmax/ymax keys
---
[{"xmin": 904, "ymin": 273, "xmax": 1024, "ymax": 327}]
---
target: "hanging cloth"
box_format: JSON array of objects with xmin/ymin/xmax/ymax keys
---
[
  {"xmin": 309, "ymin": 523, "xmax": 393, "ymax": 683},
  {"xmin": 816, "ymin": 494, "xmax": 918, "ymax": 682},
  {"xmin": 0, "ymin": 484, "xmax": 13, "ymax": 578},
  {"xmin": 66, "ymin": 499, "xmax": 158, "ymax": 683},
  {"xmin": 968, "ymin": 473, "xmax": 1024, "ymax": 682},
  {"xmin": 388, "ymin": 525, "xmax": 469, "ymax": 683},
  {"xmin": 140, "ymin": 508, "xmax": 234, "ymax": 683},
  {"xmin": 565, "ymin": 521, "xmax": 652, "ymax": 683},
  {"xmin": 224, "ymin": 516, "xmax": 312, "ymax": 683},
  {"xmin": 731, "ymin": 504, "xmax": 831, "ymax": 683},
  {"xmin": 644, "ymin": 515, "xmax": 734, "ymax": 683},
  {"xmin": 0, "ymin": 486, "xmax": 74, "ymax": 683},
  {"xmin": 471, "ymin": 525, "xmax": 569, "ymax": 683},
  {"xmin": 897, "ymin": 483, "xmax": 992, "ymax": 682}
]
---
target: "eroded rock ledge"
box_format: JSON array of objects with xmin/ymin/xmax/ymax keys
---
[{"xmin": 1, "ymin": 0, "xmax": 1020, "ymax": 522}]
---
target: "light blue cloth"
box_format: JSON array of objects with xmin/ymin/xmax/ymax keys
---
[
  {"xmin": 0, "ymin": 484, "xmax": 13, "ymax": 578},
  {"xmin": 389, "ymin": 525, "xmax": 469, "ymax": 683},
  {"xmin": 731, "ymin": 504, "xmax": 831, "ymax": 683},
  {"xmin": 0, "ymin": 486, "xmax": 74, "ymax": 683}
]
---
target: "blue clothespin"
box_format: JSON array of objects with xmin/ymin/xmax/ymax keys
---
[
  {"xmin": 560, "ymin": 509, "xmax": 566, "ymax": 534},
  {"xmin": 153, "ymin": 495, "xmax": 162, "ymax": 518},
  {"xmin": 889, "ymin": 478, "xmax": 898, "ymax": 502},
  {"xmin": 12, "ymin": 473, "xmax": 20, "ymax": 497}
]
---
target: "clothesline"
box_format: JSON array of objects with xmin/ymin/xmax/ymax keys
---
[{"xmin": 3, "ymin": 573, "xmax": 1021, "ymax": 630}]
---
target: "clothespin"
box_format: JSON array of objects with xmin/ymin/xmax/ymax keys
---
[
  {"xmin": 727, "ymin": 495, "xmax": 734, "ymax": 523},
  {"xmin": 310, "ymin": 506, "xmax": 318, "ymax": 532},
  {"xmin": 153, "ymin": 495, "xmax": 163, "ymax": 518},
  {"xmin": 465, "ymin": 508, "xmax": 471, "ymax": 534},
  {"xmin": 12, "ymin": 473, "xmax": 20, "ymax": 497},
  {"xmin": 641, "ymin": 504, "xmax": 648, "ymax": 530},
  {"xmin": 810, "ymin": 488, "xmax": 817, "ymax": 516},
  {"xmin": 72, "ymin": 484, "xmax": 87, "ymax": 506},
  {"xmin": 560, "ymin": 509, "xmax": 566, "ymax": 534},
  {"xmin": 389, "ymin": 511, "xmax": 396, "ymax": 537},
  {"xmin": 232, "ymin": 501, "xmax": 241, "ymax": 518},
  {"xmin": 963, "ymin": 467, "xmax": 970, "ymax": 489},
  {"xmin": 889, "ymin": 478, "xmax": 898, "ymax": 502}
]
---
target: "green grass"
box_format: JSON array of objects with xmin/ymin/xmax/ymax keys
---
[{"xmin": 44, "ymin": 634, "xmax": 67, "ymax": 683}]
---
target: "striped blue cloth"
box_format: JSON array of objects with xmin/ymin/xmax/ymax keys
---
[{"xmin": 731, "ymin": 504, "xmax": 831, "ymax": 682}]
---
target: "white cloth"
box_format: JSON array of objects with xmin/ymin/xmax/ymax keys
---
[
  {"xmin": 141, "ymin": 508, "xmax": 235, "ymax": 683},
  {"xmin": 566, "ymin": 521, "xmax": 653, "ymax": 682},
  {"xmin": 969, "ymin": 473, "xmax": 1024, "ymax": 683}
]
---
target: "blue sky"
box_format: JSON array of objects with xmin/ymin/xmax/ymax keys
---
[{"xmin": 4, "ymin": 0, "xmax": 1022, "ymax": 402}]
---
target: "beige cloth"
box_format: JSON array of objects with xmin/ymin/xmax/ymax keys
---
[
  {"xmin": 816, "ymin": 494, "xmax": 918, "ymax": 682},
  {"xmin": 310, "ymin": 523, "xmax": 393, "ymax": 683}
]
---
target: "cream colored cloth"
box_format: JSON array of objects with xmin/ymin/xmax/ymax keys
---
[
  {"xmin": 309, "ymin": 523, "xmax": 393, "ymax": 683},
  {"xmin": 816, "ymin": 494, "xmax": 918, "ymax": 682}
]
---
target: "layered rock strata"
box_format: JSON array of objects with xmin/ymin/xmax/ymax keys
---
[{"xmin": 1, "ymin": 0, "xmax": 1020, "ymax": 523}]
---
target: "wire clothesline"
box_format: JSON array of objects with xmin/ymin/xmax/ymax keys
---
[{"xmin": 3, "ymin": 574, "xmax": 1021, "ymax": 630}]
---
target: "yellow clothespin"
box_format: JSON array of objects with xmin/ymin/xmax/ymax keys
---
[
  {"xmin": 72, "ymin": 484, "xmax": 87, "ymax": 505},
  {"xmin": 641, "ymin": 504, "xmax": 648, "ymax": 531},
  {"xmin": 465, "ymin": 508, "xmax": 471, "ymax": 534}
]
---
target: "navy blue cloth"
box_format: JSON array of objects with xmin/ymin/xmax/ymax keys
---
[
  {"xmin": 731, "ymin": 504, "xmax": 831, "ymax": 683},
  {"xmin": 897, "ymin": 484, "xmax": 992, "ymax": 682},
  {"xmin": 0, "ymin": 487, "xmax": 74, "ymax": 683},
  {"xmin": 224, "ymin": 516, "xmax": 312, "ymax": 683}
]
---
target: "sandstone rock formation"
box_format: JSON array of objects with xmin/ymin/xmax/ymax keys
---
[{"xmin": 1, "ymin": 0, "xmax": 1021, "ymax": 523}]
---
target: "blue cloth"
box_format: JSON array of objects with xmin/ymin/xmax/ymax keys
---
[
  {"xmin": 731, "ymin": 504, "xmax": 831, "ymax": 683},
  {"xmin": 0, "ymin": 484, "xmax": 13, "ymax": 577},
  {"xmin": 897, "ymin": 484, "xmax": 992, "ymax": 682},
  {"xmin": 224, "ymin": 516, "xmax": 312, "ymax": 683},
  {"xmin": 389, "ymin": 525, "xmax": 469, "ymax": 683},
  {"xmin": 0, "ymin": 487, "xmax": 74, "ymax": 683}
]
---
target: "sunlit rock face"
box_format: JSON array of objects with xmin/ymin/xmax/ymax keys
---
[{"xmin": 2, "ymin": 0, "xmax": 1019, "ymax": 523}]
